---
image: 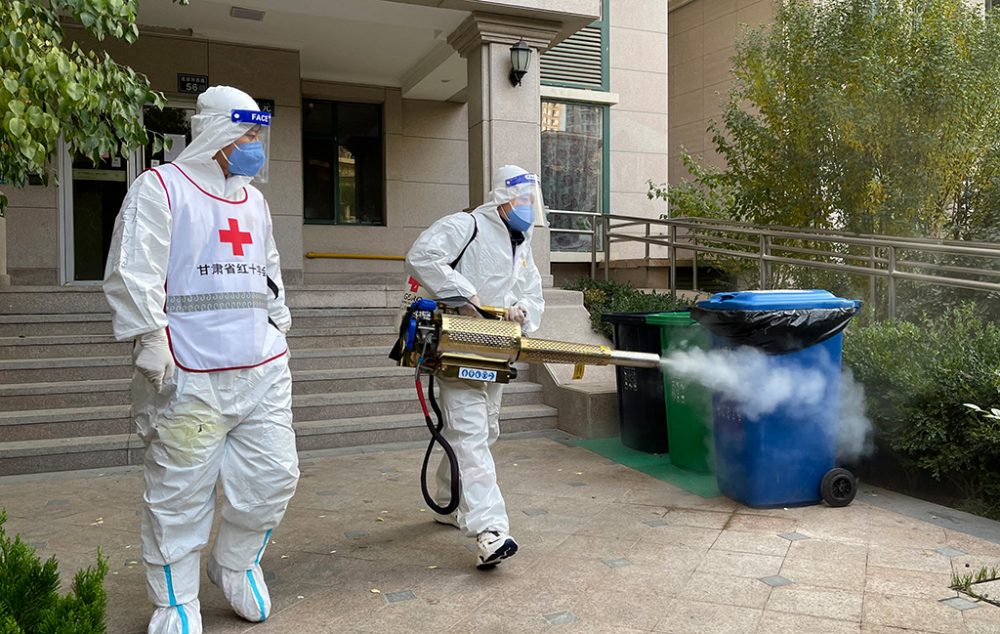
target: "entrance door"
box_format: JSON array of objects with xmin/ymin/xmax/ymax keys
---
[
  {"xmin": 64, "ymin": 152, "xmax": 133, "ymax": 282},
  {"xmin": 61, "ymin": 103, "xmax": 194, "ymax": 283}
]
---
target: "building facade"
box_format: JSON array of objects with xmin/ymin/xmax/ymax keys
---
[{"xmin": 0, "ymin": 0, "xmax": 669, "ymax": 289}]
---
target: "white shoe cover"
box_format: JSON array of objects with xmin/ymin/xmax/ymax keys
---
[
  {"xmin": 148, "ymin": 599, "xmax": 202, "ymax": 634},
  {"xmin": 207, "ymin": 555, "xmax": 271, "ymax": 622},
  {"xmin": 476, "ymin": 530, "xmax": 518, "ymax": 569}
]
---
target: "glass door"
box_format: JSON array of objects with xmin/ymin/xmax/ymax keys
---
[
  {"xmin": 60, "ymin": 103, "xmax": 194, "ymax": 283},
  {"xmin": 67, "ymin": 153, "xmax": 131, "ymax": 281}
]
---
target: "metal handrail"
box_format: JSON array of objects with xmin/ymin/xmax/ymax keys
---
[
  {"xmin": 546, "ymin": 209, "xmax": 603, "ymax": 279},
  {"xmin": 547, "ymin": 210, "xmax": 1000, "ymax": 319},
  {"xmin": 669, "ymin": 215, "xmax": 1000, "ymax": 249}
]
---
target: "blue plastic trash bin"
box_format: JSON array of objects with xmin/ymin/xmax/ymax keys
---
[{"xmin": 692, "ymin": 290, "xmax": 862, "ymax": 508}]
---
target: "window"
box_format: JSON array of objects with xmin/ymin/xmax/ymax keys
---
[
  {"xmin": 302, "ymin": 99, "xmax": 383, "ymax": 225},
  {"xmin": 541, "ymin": 100, "xmax": 606, "ymax": 252},
  {"xmin": 540, "ymin": 0, "xmax": 610, "ymax": 253}
]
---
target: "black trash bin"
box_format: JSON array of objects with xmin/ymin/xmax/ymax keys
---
[{"xmin": 600, "ymin": 312, "xmax": 668, "ymax": 453}]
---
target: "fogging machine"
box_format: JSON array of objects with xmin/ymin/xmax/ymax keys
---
[{"xmin": 391, "ymin": 298, "xmax": 660, "ymax": 515}]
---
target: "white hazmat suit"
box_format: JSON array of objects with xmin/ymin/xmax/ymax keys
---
[
  {"xmin": 404, "ymin": 165, "xmax": 545, "ymax": 567},
  {"xmin": 103, "ymin": 86, "xmax": 298, "ymax": 633}
]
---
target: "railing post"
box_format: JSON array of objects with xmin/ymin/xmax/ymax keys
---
[
  {"xmin": 692, "ymin": 235, "xmax": 699, "ymax": 292},
  {"xmin": 603, "ymin": 215, "xmax": 610, "ymax": 283},
  {"xmin": 759, "ymin": 234, "xmax": 770, "ymax": 289},
  {"xmin": 669, "ymin": 223, "xmax": 677, "ymax": 300},
  {"xmin": 590, "ymin": 213, "xmax": 597, "ymax": 280},
  {"xmin": 888, "ymin": 245, "xmax": 897, "ymax": 320},
  {"xmin": 869, "ymin": 244, "xmax": 877, "ymax": 312}
]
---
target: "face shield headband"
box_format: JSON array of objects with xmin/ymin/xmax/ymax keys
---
[{"xmin": 226, "ymin": 109, "xmax": 271, "ymax": 183}]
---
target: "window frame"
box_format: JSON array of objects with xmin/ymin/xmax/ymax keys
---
[
  {"xmin": 541, "ymin": 97, "xmax": 609, "ymax": 254},
  {"xmin": 540, "ymin": 0, "xmax": 611, "ymax": 218},
  {"xmin": 302, "ymin": 98, "xmax": 385, "ymax": 226}
]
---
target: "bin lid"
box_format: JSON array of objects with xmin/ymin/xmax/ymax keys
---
[
  {"xmin": 645, "ymin": 311, "xmax": 696, "ymax": 326},
  {"xmin": 601, "ymin": 312, "xmax": 657, "ymax": 325},
  {"xmin": 696, "ymin": 289, "xmax": 860, "ymax": 312}
]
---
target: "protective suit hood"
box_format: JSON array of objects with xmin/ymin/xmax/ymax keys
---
[
  {"xmin": 490, "ymin": 164, "xmax": 546, "ymax": 230},
  {"xmin": 172, "ymin": 86, "xmax": 262, "ymax": 197}
]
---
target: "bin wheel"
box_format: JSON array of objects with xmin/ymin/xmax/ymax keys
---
[{"xmin": 820, "ymin": 468, "xmax": 856, "ymax": 507}]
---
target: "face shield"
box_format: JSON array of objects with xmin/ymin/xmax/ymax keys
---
[
  {"xmin": 226, "ymin": 109, "xmax": 271, "ymax": 183},
  {"xmin": 502, "ymin": 172, "xmax": 546, "ymax": 229}
]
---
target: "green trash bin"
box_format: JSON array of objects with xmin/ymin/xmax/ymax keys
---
[{"xmin": 645, "ymin": 311, "xmax": 714, "ymax": 474}]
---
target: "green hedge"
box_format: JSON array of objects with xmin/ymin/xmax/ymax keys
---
[
  {"xmin": 0, "ymin": 511, "xmax": 108, "ymax": 633},
  {"xmin": 562, "ymin": 278, "xmax": 695, "ymax": 338},
  {"xmin": 843, "ymin": 304, "xmax": 1000, "ymax": 519}
]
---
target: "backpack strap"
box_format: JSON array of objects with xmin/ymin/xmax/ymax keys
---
[{"xmin": 448, "ymin": 211, "xmax": 478, "ymax": 269}]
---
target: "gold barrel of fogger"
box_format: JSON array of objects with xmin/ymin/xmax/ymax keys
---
[{"xmin": 437, "ymin": 315, "xmax": 660, "ymax": 368}]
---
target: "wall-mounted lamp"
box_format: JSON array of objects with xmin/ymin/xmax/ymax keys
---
[{"xmin": 509, "ymin": 39, "xmax": 532, "ymax": 87}]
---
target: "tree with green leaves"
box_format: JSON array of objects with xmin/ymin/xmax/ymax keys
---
[
  {"xmin": 658, "ymin": 0, "xmax": 1000, "ymax": 239},
  {"xmin": 0, "ymin": 0, "xmax": 187, "ymax": 216}
]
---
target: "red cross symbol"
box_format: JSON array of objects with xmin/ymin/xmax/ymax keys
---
[
  {"xmin": 408, "ymin": 276, "xmax": 421, "ymax": 292},
  {"xmin": 219, "ymin": 218, "xmax": 253, "ymax": 256}
]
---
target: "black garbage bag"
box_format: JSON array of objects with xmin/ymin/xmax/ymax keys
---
[{"xmin": 690, "ymin": 305, "xmax": 860, "ymax": 354}]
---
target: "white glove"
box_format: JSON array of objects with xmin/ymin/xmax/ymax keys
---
[
  {"xmin": 134, "ymin": 329, "xmax": 176, "ymax": 391},
  {"xmin": 457, "ymin": 295, "xmax": 483, "ymax": 318},
  {"xmin": 270, "ymin": 306, "xmax": 292, "ymax": 334},
  {"xmin": 506, "ymin": 305, "xmax": 527, "ymax": 325}
]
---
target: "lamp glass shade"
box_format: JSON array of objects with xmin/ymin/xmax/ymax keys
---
[{"xmin": 510, "ymin": 40, "xmax": 531, "ymax": 72}]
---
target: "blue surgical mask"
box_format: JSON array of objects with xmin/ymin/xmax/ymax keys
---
[
  {"xmin": 227, "ymin": 141, "xmax": 265, "ymax": 177},
  {"xmin": 505, "ymin": 204, "xmax": 534, "ymax": 232}
]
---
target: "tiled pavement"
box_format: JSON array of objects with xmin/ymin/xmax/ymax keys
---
[{"xmin": 2, "ymin": 432, "xmax": 999, "ymax": 633}]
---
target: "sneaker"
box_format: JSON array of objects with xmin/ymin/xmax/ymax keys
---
[
  {"xmin": 476, "ymin": 531, "xmax": 518, "ymax": 569},
  {"xmin": 433, "ymin": 512, "xmax": 460, "ymax": 529}
]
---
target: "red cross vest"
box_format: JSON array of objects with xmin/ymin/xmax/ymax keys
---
[{"xmin": 153, "ymin": 163, "xmax": 288, "ymax": 372}]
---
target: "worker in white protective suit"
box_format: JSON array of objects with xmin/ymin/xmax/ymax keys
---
[
  {"xmin": 103, "ymin": 86, "xmax": 298, "ymax": 634},
  {"xmin": 404, "ymin": 165, "xmax": 545, "ymax": 569}
]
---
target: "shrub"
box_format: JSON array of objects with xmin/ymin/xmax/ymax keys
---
[
  {"xmin": 843, "ymin": 304, "xmax": 1000, "ymax": 519},
  {"xmin": 562, "ymin": 278, "xmax": 695, "ymax": 338},
  {"xmin": 0, "ymin": 511, "xmax": 108, "ymax": 633}
]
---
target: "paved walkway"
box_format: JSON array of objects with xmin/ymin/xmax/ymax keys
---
[{"xmin": 2, "ymin": 432, "xmax": 999, "ymax": 633}]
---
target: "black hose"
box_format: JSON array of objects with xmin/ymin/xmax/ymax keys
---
[{"xmin": 418, "ymin": 373, "xmax": 461, "ymax": 515}]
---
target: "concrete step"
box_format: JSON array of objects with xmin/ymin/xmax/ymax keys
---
[
  {"xmin": 292, "ymin": 383, "xmax": 544, "ymax": 423},
  {"xmin": 0, "ymin": 334, "xmax": 131, "ymax": 360},
  {"xmin": 0, "ymin": 354, "xmax": 133, "ymax": 383},
  {"xmin": 0, "ymin": 308, "xmax": 401, "ymax": 337},
  {"xmin": 0, "ymin": 404, "xmax": 130, "ymax": 442},
  {"xmin": 293, "ymin": 405, "xmax": 558, "ymax": 452},
  {"xmin": 0, "ymin": 347, "xmax": 395, "ymax": 383},
  {"xmin": 0, "ymin": 287, "xmax": 108, "ymax": 314},
  {"xmin": 0, "ymin": 285, "xmax": 409, "ymax": 314},
  {"xmin": 0, "ymin": 403, "xmax": 559, "ymax": 476},
  {"xmin": 0, "ymin": 378, "xmax": 132, "ymax": 410},
  {"xmin": 0, "ymin": 313, "xmax": 114, "ymax": 336},
  {"xmin": 289, "ymin": 308, "xmax": 399, "ymax": 329},
  {"xmin": 0, "ymin": 366, "xmax": 424, "ymax": 410},
  {"xmin": 0, "ymin": 382, "xmax": 545, "ymax": 442},
  {"xmin": 0, "ymin": 326, "xmax": 400, "ymax": 360}
]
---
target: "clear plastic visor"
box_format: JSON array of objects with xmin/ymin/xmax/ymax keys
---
[
  {"xmin": 504, "ymin": 173, "xmax": 546, "ymax": 226},
  {"xmin": 229, "ymin": 109, "xmax": 271, "ymax": 183}
]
